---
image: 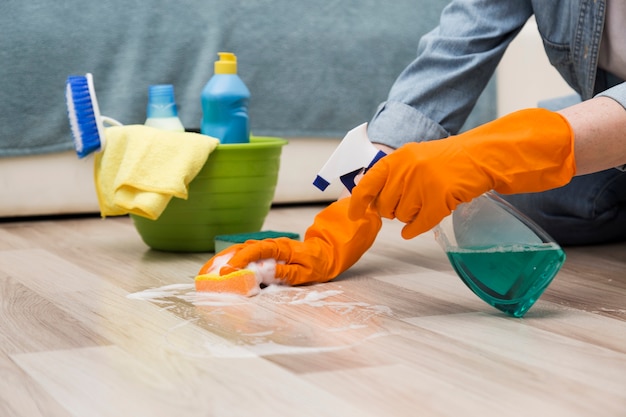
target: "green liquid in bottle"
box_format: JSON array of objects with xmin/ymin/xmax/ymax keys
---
[{"xmin": 445, "ymin": 243, "xmax": 565, "ymax": 317}]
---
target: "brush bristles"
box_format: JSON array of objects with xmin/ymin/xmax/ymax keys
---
[{"xmin": 65, "ymin": 74, "xmax": 103, "ymax": 158}]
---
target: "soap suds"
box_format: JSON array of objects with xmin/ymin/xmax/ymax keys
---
[
  {"xmin": 204, "ymin": 253, "xmax": 285, "ymax": 288},
  {"xmin": 128, "ymin": 282, "xmax": 396, "ymax": 357}
]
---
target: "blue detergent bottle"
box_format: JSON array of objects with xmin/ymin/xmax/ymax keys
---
[{"xmin": 200, "ymin": 52, "xmax": 250, "ymax": 143}]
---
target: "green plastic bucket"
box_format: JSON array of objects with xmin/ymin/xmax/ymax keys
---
[{"xmin": 131, "ymin": 136, "xmax": 287, "ymax": 252}]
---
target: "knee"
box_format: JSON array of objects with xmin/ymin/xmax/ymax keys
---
[{"xmin": 499, "ymin": 170, "xmax": 626, "ymax": 246}]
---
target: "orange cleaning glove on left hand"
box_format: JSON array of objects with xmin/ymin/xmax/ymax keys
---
[{"xmin": 198, "ymin": 198, "xmax": 382, "ymax": 286}]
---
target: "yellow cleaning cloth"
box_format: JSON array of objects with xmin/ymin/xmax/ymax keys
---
[{"xmin": 94, "ymin": 125, "xmax": 219, "ymax": 220}]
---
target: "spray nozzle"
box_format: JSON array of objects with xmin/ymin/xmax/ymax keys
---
[{"xmin": 313, "ymin": 123, "xmax": 387, "ymax": 193}]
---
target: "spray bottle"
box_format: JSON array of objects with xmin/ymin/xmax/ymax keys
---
[
  {"xmin": 144, "ymin": 84, "xmax": 185, "ymax": 132},
  {"xmin": 313, "ymin": 123, "xmax": 566, "ymax": 317},
  {"xmin": 200, "ymin": 52, "xmax": 250, "ymax": 144},
  {"xmin": 313, "ymin": 123, "xmax": 387, "ymax": 192}
]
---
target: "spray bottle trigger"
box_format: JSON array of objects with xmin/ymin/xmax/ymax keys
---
[
  {"xmin": 312, "ymin": 123, "xmax": 387, "ymax": 193},
  {"xmin": 366, "ymin": 149, "xmax": 387, "ymax": 170},
  {"xmin": 339, "ymin": 168, "xmax": 365, "ymax": 193},
  {"xmin": 340, "ymin": 149, "xmax": 387, "ymax": 193}
]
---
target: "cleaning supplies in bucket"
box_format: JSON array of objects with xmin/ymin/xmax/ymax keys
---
[
  {"xmin": 66, "ymin": 53, "xmax": 287, "ymax": 253},
  {"xmin": 65, "ymin": 73, "xmax": 220, "ymax": 220}
]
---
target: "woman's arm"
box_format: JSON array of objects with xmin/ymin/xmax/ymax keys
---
[
  {"xmin": 559, "ymin": 96, "xmax": 626, "ymax": 175},
  {"xmin": 368, "ymin": 0, "xmax": 534, "ymax": 148}
]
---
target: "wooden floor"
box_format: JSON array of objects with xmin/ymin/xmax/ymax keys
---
[{"xmin": 1, "ymin": 205, "xmax": 625, "ymax": 416}]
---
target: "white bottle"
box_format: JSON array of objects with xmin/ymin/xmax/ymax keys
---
[{"xmin": 144, "ymin": 84, "xmax": 185, "ymax": 132}]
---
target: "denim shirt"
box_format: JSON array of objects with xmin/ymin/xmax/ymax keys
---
[{"xmin": 368, "ymin": 0, "xmax": 626, "ymax": 148}]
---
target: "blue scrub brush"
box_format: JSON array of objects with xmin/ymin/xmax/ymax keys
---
[{"xmin": 65, "ymin": 73, "xmax": 122, "ymax": 158}]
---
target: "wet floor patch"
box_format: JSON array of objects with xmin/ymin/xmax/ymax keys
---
[{"xmin": 128, "ymin": 283, "xmax": 398, "ymax": 357}]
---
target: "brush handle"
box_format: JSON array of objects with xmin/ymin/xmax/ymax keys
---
[{"xmin": 101, "ymin": 116, "xmax": 123, "ymax": 127}]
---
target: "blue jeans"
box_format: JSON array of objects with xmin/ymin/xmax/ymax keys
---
[{"xmin": 500, "ymin": 169, "xmax": 626, "ymax": 246}]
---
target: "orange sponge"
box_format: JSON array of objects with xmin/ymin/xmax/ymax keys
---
[{"xmin": 195, "ymin": 269, "xmax": 258, "ymax": 296}]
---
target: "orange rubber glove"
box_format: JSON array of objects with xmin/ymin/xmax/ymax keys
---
[
  {"xmin": 349, "ymin": 108, "xmax": 576, "ymax": 239},
  {"xmin": 198, "ymin": 198, "xmax": 382, "ymax": 286}
]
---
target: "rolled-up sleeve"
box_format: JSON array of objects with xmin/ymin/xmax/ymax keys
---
[
  {"xmin": 596, "ymin": 82, "xmax": 626, "ymax": 171},
  {"xmin": 596, "ymin": 82, "xmax": 626, "ymax": 110}
]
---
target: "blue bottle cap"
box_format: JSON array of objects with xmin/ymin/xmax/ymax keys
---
[{"xmin": 147, "ymin": 84, "xmax": 179, "ymax": 118}]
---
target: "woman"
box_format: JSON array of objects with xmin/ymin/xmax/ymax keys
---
[{"xmin": 201, "ymin": 0, "xmax": 626, "ymax": 286}]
